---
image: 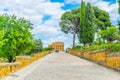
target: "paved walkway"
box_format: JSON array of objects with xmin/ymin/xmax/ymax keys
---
[{"xmin": 3, "ymin": 52, "xmax": 120, "ymax": 80}]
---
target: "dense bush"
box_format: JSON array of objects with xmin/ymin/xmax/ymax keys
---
[
  {"xmin": 73, "ymin": 42, "xmax": 120, "ymax": 53},
  {"xmin": 110, "ymin": 42, "xmax": 120, "ymax": 52},
  {"xmin": 43, "ymin": 47, "xmax": 53, "ymax": 51}
]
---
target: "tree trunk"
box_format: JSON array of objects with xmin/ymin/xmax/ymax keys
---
[
  {"xmin": 83, "ymin": 42, "xmax": 86, "ymax": 46},
  {"xmin": 89, "ymin": 43, "xmax": 92, "ymax": 46},
  {"xmin": 73, "ymin": 33, "xmax": 76, "ymax": 48},
  {"xmin": 8, "ymin": 55, "xmax": 13, "ymax": 62},
  {"xmin": 8, "ymin": 54, "xmax": 16, "ymax": 63}
]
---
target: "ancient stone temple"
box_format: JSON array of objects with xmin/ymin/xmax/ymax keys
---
[{"xmin": 49, "ymin": 42, "xmax": 64, "ymax": 51}]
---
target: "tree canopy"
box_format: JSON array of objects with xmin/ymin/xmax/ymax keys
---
[
  {"xmin": 98, "ymin": 26, "xmax": 119, "ymax": 43},
  {"xmin": 59, "ymin": 8, "xmax": 80, "ymax": 47},
  {"xmin": 93, "ymin": 6, "xmax": 111, "ymax": 30},
  {"xmin": 0, "ymin": 14, "xmax": 34, "ymax": 62}
]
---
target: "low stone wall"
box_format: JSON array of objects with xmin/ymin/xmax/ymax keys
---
[
  {"xmin": 0, "ymin": 62, "xmax": 21, "ymax": 78},
  {"xmin": 68, "ymin": 49, "xmax": 120, "ymax": 71},
  {"xmin": 0, "ymin": 51, "xmax": 51, "ymax": 79},
  {"xmin": 106, "ymin": 56, "xmax": 120, "ymax": 68},
  {"xmin": 89, "ymin": 50, "xmax": 106, "ymax": 64}
]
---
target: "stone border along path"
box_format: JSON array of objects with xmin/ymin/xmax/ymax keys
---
[{"xmin": 2, "ymin": 52, "xmax": 120, "ymax": 80}]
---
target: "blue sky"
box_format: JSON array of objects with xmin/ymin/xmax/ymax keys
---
[
  {"xmin": 0, "ymin": 0, "xmax": 119, "ymax": 48},
  {"xmin": 103, "ymin": 0, "xmax": 116, "ymax": 4}
]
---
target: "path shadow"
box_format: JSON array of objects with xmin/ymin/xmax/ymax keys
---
[{"xmin": 9, "ymin": 73, "xmax": 19, "ymax": 77}]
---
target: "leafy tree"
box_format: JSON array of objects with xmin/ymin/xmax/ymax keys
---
[
  {"xmin": 93, "ymin": 6, "xmax": 111, "ymax": 43},
  {"xmin": 92, "ymin": 37, "xmax": 104, "ymax": 45},
  {"xmin": 78, "ymin": 0, "xmax": 86, "ymax": 45},
  {"xmin": 98, "ymin": 26, "xmax": 119, "ymax": 43},
  {"xmin": 0, "ymin": 30, "xmax": 6, "ymax": 59},
  {"xmin": 59, "ymin": 8, "xmax": 80, "ymax": 48},
  {"xmin": 29, "ymin": 39, "xmax": 43, "ymax": 54},
  {"xmin": 93, "ymin": 6, "xmax": 111, "ymax": 30},
  {"xmin": 78, "ymin": 1, "xmax": 111, "ymax": 45},
  {"xmin": 0, "ymin": 14, "xmax": 34, "ymax": 62},
  {"xmin": 15, "ymin": 17, "xmax": 34, "ymax": 56},
  {"xmin": 0, "ymin": 30, "xmax": 5, "ymax": 48},
  {"xmin": 118, "ymin": 21, "xmax": 120, "ymax": 35},
  {"xmin": 43, "ymin": 47, "xmax": 53, "ymax": 51},
  {"xmin": 35, "ymin": 39, "xmax": 43, "ymax": 52},
  {"xmin": 79, "ymin": 3, "xmax": 95, "ymax": 46}
]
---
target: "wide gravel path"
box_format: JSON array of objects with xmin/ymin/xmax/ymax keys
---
[{"xmin": 3, "ymin": 52, "xmax": 120, "ymax": 80}]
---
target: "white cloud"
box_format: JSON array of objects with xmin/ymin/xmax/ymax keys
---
[
  {"xmin": 31, "ymin": 16, "xmax": 63, "ymax": 37},
  {"xmin": 31, "ymin": 25, "xmax": 62, "ymax": 37},
  {"xmin": 0, "ymin": 0, "xmax": 67, "ymax": 47},
  {"xmin": 0, "ymin": 0, "xmax": 119, "ymax": 49},
  {"xmin": 65, "ymin": 0, "xmax": 119, "ymax": 24},
  {"xmin": 93, "ymin": 1, "xmax": 119, "ymax": 22},
  {"xmin": 35, "ymin": 2, "xmax": 64, "ymax": 17},
  {"xmin": 43, "ymin": 34, "xmax": 74, "ymax": 49}
]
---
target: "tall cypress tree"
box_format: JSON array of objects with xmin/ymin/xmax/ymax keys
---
[
  {"xmin": 83, "ymin": 3, "xmax": 95, "ymax": 45},
  {"xmin": 78, "ymin": 0, "xmax": 86, "ymax": 45}
]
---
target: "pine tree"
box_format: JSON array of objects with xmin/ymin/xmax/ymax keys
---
[{"xmin": 59, "ymin": 8, "xmax": 80, "ymax": 48}]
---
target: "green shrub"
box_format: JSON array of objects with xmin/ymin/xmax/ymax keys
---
[
  {"xmin": 110, "ymin": 42, "xmax": 120, "ymax": 52},
  {"xmin": 73, "ymin": 42, "xmax": 120, "ymax": 53},
  {"xmin": 43, "ymin": 47, "xmax": 53, "ymax": 51}
]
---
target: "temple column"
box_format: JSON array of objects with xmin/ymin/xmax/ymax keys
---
[
  {"xmin": 60, "ymin": 45, "xmax": 61, "ymax": 51},
  {"xmin": 61, "ymin": 45, "xmax": 62, "ymax": 51}
]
